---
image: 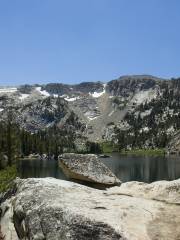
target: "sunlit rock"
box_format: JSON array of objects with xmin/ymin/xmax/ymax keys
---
[{"xmin": 59, "ymin": 153, "xmax": 121, "ymax": 186}]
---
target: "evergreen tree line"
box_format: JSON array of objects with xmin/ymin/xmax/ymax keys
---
[
  {"xmin": 0, "ymin": 111, "xmax": 102, "ymax": 170},
  {"xmin": 114, "ymin": 79, "xmax": 180, "ymax": 150},
  {"xmin": 0, "ymin": 111, "xmax": 77, "ymax": 169}
]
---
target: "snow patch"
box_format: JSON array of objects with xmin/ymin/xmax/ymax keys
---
[
  {"xmin": 90, "ymin": 84, "xmax": 106, "ymax": 98},
  {"xmin": 90, "ymin": 91, "xmax": 105, "ymax": 98},
  {"xmin": 103, "ymin": 83, "xmax": 107, "ymax": 89},
  {"xmin": 36, "ymin": 87, "xmax": 50, "ymax": 97},
  {"xmin": 65, "ymin": 96, "xmax": 80, "ymax": 102},
  {"xmin": 0, "ymin": 108, "xmax": 4, "ymax": 112},
  {"xmin": 88, "ymin": 116, "xmax": 98, "ymax": 120},
  {"xmin": 0, "ymin": 88, "xmax": 17, "ymax": 93}
]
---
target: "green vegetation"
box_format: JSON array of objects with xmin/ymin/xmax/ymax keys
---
[
  {"xmin": 101, "ymin": 141, "xmax": 165, "ymax": 156},
  {"xmin": 85, "ymin": 141, "xmax": 102, "ymax": 154},
  {"xmin": 101, "ymin": 142, "xmax": 119, "ymax": 153},
  {"xmin": 121, "ymin": 148, "xmax": 165, "ymax": 156},
  {"xmin": 0, "ymin": 110, "xmax": 79, "ymax": 162},
  {"xmin": 114, "ymin": 79, "xmax": 180, "ymax": 150},
  {"xmin": 0, "ymin": 109, "xmax": 81, "ymax": 194},
  {"xmin": 0, "ymin": 165, "xmax": 17, "ymax": 193}
]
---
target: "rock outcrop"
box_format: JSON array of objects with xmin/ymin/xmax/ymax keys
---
[
  {"xmin": 59, "ymin": 153, "xmax": 121, "ymax": 186},
  {"xmin": 0, "ymin": 199, "xmax": 18, "ymax": 240},
  {"xmin": 166, "ymin": 130, "xmax": 180, "ymax": 155},
  {"xmin": 1, "ymin": 178, "xmax": 180, "ymax": 240}
]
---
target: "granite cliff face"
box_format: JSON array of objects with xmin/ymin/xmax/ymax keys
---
[{"xmin": 0, "ymin": 75, "xmax": 180, "ymax": 149}]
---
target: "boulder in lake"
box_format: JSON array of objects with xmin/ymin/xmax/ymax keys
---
[{"xmin": 59, "ymin": 153, "xmax": 121, "ymax": 186}]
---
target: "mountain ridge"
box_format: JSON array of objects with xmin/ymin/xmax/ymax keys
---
[
  {"xmin": 0, "ymin": 74, "xmax": 170, "ymax": 88},
  {"xmin": 0, "ymin": 74, "xmax": 179, "ymax": 152}
]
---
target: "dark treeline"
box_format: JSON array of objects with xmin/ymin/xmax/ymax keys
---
[
  {"xmin": 85, "ymin": 141, "xmax": 102, "ymax": 154},
  {"xmin": 0, "ymin": 111, "xmax": 77, "ymax": 169},
  {"xmin": 0, "ymin": 111, "xmax": 102, "ymax": 170}
]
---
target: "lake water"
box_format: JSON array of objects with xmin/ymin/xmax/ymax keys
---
[{"xmin": 17, "ymin": 153, "xmax": 180, "ymax": 183}]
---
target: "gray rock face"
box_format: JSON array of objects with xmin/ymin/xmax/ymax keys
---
[
  {"xmin": 1, "ymin": 76, "xmax": 180, "ymax": 145},
  {"xmin": 166, "ymin": 130, "xmax": 180, "ymax": 155},
  {"xmin": 106, "ymin": 75, "xmax": 160, "ymax": 97},
  {"xmin": 59, "ymin": 153, "xmax": 121, "ymax": 186},
  {"xmin": 1, "ymin": 178, "xmax": 180, "ymax": 240}
]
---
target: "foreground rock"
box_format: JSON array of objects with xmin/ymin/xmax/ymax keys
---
[
  {"xmin": 1, "ymin": 178, "xmax": 180, "ymax": 240},
  {"xmin": 59, "ymin": 153, "xmax": 121, "ymax": 186}
]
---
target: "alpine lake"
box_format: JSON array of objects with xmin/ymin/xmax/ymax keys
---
[{"xmin": 17, "ymin": 153, "xmax": 180, "ymax": 183}]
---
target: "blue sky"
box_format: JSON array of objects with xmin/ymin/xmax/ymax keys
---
[{"xmin": 0, "ymin": 0, "xmax": 180, "ymax": 85}]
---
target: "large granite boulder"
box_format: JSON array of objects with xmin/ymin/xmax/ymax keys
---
[
  {"xmin": 1, "ymin": 178, "xmax": 180, "ymax": 240},
  {"xmin": 59, "ymin": 153, "xmax": 121, "ymax": 186}
]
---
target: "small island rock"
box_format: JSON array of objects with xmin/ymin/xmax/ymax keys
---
[{"xmin": 59, "ymin": 153, "xmax": 121, "ymax": 186}]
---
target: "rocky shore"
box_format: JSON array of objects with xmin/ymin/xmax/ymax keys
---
[
  {"xmin": 0, "ymin": 177, "xmax": 180, "ymax": 240},
  {"xmin": 1, "ymin": 153, "xmax": 180, "ymax": 239}
]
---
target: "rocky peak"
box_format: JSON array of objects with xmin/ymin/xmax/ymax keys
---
[
  {"xmin": 107, "ymin": 75, "xmax": 162, "ymax": 97},
  {"xmin": 41, "ymin": 81, "xmax": 105, "ymax": 96}
]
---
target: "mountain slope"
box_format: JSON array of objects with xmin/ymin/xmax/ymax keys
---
[{"xmin": 0, "ymin": 75, "xmax": 180, "ymax": 150}]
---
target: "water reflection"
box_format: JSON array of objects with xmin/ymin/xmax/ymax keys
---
[
  {"xmin": 102, "ymin": 153, "xmax": 180, "ymax": 182},
  {"xmin": 17, "ymin": 153, "xmax": 180, "ymax": 183},
  {"xmin": 18, "ymin": 158, "xmax": 67, "ymax": 180}
]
